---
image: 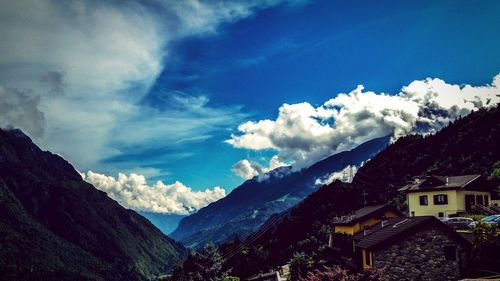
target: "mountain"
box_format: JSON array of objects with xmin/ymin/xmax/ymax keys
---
[
  {"xmin": 0, "ymin": 128, "xmax": 187, "ymax": 281},
  {"xmin": 171, "ymin": 135, "xmax": 390, "ymax": 248},
  {"xmin": 221, "ymin": 105, "xmax": 500, "ymax": 278},
  {"xmin": 139, "ymin": 212, "xmax": 186, "ymax": 235}
]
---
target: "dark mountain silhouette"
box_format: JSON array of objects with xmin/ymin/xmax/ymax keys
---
[
  {"xmin": 171, "ymin": 135, "xmax": 391, "ymax": 248},
  {"xmin": 222, "ymin": 105, "xmax": 500, "ymax": 278},
  {"xmin": 0, "ymin": 128, "xmax": 187, "ymax": 281}
]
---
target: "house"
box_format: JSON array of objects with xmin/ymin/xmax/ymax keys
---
[
  {"xmin": 331, "ymin": 204, "xmax": 402, "ymax": 235},
  {"xmin": 398, "ymin": 174, "xmax": 498, "ymax": 218},
  {"xmin": 353, "ymin": 216, "xmax": 471, "ymax": 281}
]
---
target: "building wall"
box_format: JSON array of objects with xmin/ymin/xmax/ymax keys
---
[
  {"xmin": 408, "ymin": 190, "xmax": 459, "ymax": 217},
  {"xmin": 373, "ymin": 226, "xmax": 467, "ymax": 281},
  {"xmin": 334, "ymin": 211, "xmax": 400, "ymax": 235},
  {"xmin": 408, "ymin": 190, "xmax": 493, "ymax": 217},
  {"xmin": 492, "ymin": 199, "xmax": 500, "ymax": 207}
]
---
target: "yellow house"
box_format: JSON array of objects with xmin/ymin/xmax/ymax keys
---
[
  {"xmin": 398, "ymin": 174, "xmax": 498, "ymax": 218},
  {"xmin": 332, "ymin": 204, "xmax": 402, "ymax": 235}
]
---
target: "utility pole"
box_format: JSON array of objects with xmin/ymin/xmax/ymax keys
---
[{"xmin": 362, "ymin": 188, "xmax": 368, "ymax": 206}]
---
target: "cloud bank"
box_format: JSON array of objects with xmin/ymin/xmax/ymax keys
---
[
  {"xmin": 228, "ymin": 75, "xmax": 500, "ymax": 170},
  {"xmin": 0, "ymin": 0, "xmax": 296, "ymax": 170},
  {"xmin": 82, "ymin": 171, "xmax": 225, "ymax": 215}
]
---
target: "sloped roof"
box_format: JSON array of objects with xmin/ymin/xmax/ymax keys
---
[
  {"xmin": 354, "ymin": 216, "xmax": 471, "ymax": 250},
  {"xmin": 398, "ymin": 174, "xmax": 481, "ymax": 192},
  {"xmin": 333, "ymin": 204, "xmax": 402, "ymax": 225}
]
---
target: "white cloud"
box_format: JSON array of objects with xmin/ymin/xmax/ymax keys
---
[
  {"xmin": 0, "ymin": 0, "xmax": 294, "ymax": 171},
  {"xmin": 228, "ymin": 74, "xmax": 500, "ymax": 170},
  {"xmin": 81, "ymin": 171, "xmax": 225, "ymax": 215},
  {"xmin": 232, "ymin": 155, "xmax": 288, "ymax": 180},
  {"xmin": 315, "ymin": 165, "xmax": 358, "ymax": 186}
]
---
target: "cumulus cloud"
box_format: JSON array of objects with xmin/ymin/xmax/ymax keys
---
[
  {"xmin": 315, "ymin": 165, "xmax": 358, "ymax": 186},
  {"xmin": 81, "ymin": 171, "xmax": 225, "ymax": 215},
  {"xmin": 228, "ymin": 74, "xmax": 500, "ymax": 170},
  {"xmin": 232, "ymin": 155, "xmax": 288, "ymax": 180}
]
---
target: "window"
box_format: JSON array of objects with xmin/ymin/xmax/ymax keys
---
[
  {"xmin": 484, "ymin": 195, "xmax": 489, "ymax": 206},
  {"xmin": 444, "ymin": 246, "xmax": 456, "ymax": 261},
  {"xmin": 364, "ymin": 250, "xmax": 371, "ymax": 266},
  {"xmin": 434, "ymin": 194, "xmax": 448, "ymax": 205},
  {"xmin": 476, "ymin": 195, "xmax": 484, "ymax": 205},
  {"xmin": 419, "ymin": 195, "xmax": 428, "ymax": 205},
  {"xmin": 438, "ymin": 212, "xmax": 444, "ymax": 218}
]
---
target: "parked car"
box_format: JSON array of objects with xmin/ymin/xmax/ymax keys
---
[
  {"xmin": 442, "ymin": 217, "xmax": 476, "ymax": 229},
  {"xmin": 484, "ymin": 216, "xmax": 500, "ymax": 226},
  {"xmin": 480, "ymin": 215, "xmax": 500, "ymax": 223}
]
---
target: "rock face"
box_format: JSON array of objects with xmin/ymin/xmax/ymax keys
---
[
  {"xmin": 171, "ymin": 135, "xmax": 391, "ymax": 248},
  {"xmin": 374, "ymin": 226, "xmax": 467, "ymax": 281},
  {"xmin": 0, "ymin": 128, "xmax": 187, "ymax": 281}
]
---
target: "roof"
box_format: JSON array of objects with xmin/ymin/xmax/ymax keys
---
[
  {"xmin": 354, "ymin": 216, "xmax": 472, "ymax": 250},
  {"xmin": 333, "ymin": 204, "xmax": 402, "ymax": 226},
  {"xmin": 398, "ymin": 174, "xmax": 482, "ymax": 192}
]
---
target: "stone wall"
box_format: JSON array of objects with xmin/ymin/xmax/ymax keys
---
[{"xmin": 373, "ymin": 226, "xmax": 467, "ymax": 281}]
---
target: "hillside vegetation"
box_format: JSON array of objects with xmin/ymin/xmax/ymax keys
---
[{"xmin": 0, "ymin": 129, "xmax": 187, "ymax": 281}]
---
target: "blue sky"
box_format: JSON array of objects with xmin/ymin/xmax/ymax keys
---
[
  {"xmin": 136, "ymin": 0, "xmax": 500, "ymax": 188},
  {"xmin": 1, "ymin": 0, "xmax": 499, "ymax": 215}
]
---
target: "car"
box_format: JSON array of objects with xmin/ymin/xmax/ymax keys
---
[
  {"xmin": 480, "ymin": 215, "xmax": 500, "ymax": 222},
  {"xmin": 484, "ymin": 216, "xmax": 500, "ymax": 226},
  {"xmin": 442, "ymin": 217, "xmax": 476, "ymax": 229}
]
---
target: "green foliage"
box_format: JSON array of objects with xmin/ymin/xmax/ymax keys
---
[
  {"xmin": 471, "ymin": 222, "xmax": 500, "ymax": 271},
  {"xmin": 290, "ymin": 252, "xmax": 315, "ymax": 281},
  {"xmin": 461, "ymin": 213, "xmax": 486, "ymax": 221},
  {"xmin": 487, "ymin": 161, "xmax": 500, "ymax": 186},
  {"xmin": 0, "ymin": 128, "xmax": 187, "ymax": 281},
  {"xmin": 170, "ymin": 243, "xmax": 230, "ymax": 281}
]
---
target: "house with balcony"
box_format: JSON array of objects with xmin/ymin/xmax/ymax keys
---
[
  {"xmin": 398, "ymin": 174, "xmax": 500, "ymax": 218},
  {"xmin": 331, "ymin": 204, "xmax": 403, "ymax": 235}
]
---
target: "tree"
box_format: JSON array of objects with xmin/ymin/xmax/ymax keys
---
[
  {"xmin": 169, "ymin": 243, "xmax": 232, "ymax": 281},
  {"xmin": 487, "ymin": 161, "xmax": 500, "ymax": 186},
  {"xmin": 471, "ymin": 222, "xmax": 500, "ymax": 271},
  {"xmin": 188, "ymin": 242, "xmax": 230, "ymax": 281},
  {"xmin": 290, "ymin": 252, "xmax": 314, "ymax": 281}
]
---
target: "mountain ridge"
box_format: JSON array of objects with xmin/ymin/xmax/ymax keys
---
[
  {"xmin": 0, "ymin": 128, "xmax": 187, "ymax": 281},
  {"xmin": 171, "ymin": 135, "xmax": 390, "ymax": 248}
]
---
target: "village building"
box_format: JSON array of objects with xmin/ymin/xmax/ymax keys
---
[
  {"xmin": 353, "ymin": 216, "xmax": 472, "ymax": 281},
  {"xmin": 331, "ymin": 204, "xmax": 403, "ymax": 235},
  {"xmin": 398, "ymin": 174, "xmax": 500, "ymax": 218}
]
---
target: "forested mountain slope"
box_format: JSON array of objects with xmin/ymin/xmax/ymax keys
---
[
  {"xmin": 171, "ymin": 136, "xmax": 390, "ymax": 248},
  {"xmin": 0, "ymin": 128, "xmax": 187, "ymax": 281}
]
